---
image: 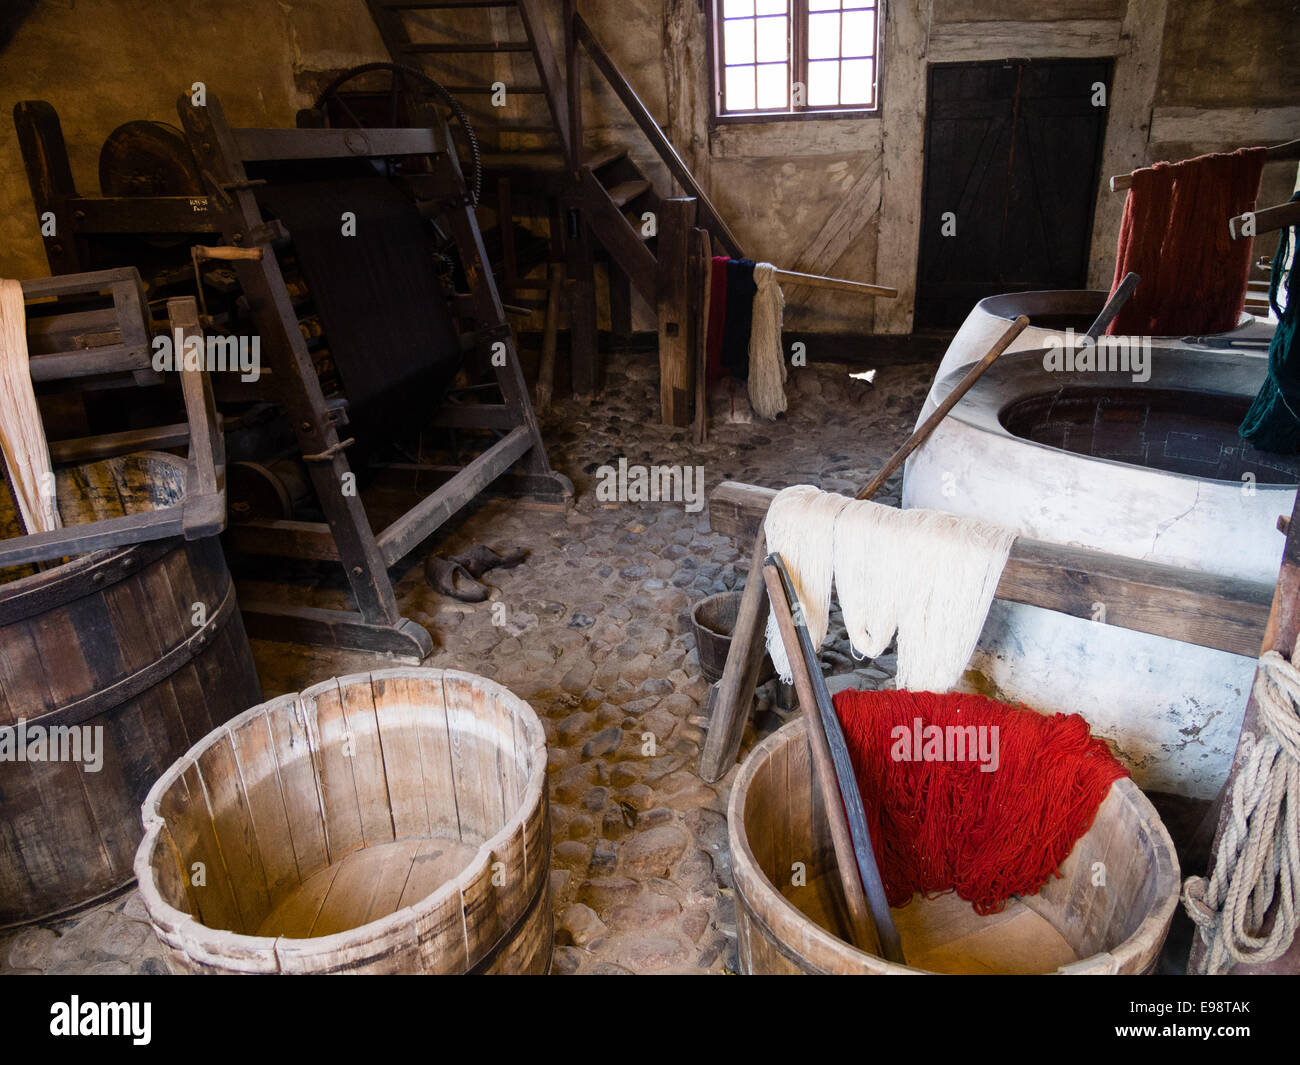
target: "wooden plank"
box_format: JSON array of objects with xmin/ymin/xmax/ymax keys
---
[
  {"xmin": 62, "ymin": 195, "xmax": 217, "ymax": 234},
  {"xmin": 656, "ymin": 198, "xmax": 695, "ymax": 427},
  {"xmin": 707, "ymin": 481, "xmax": 1272, "ymax": 659},
  {"xmin": 928, "ymin": 19, "xmax": 1123, "ymax": 62},
  {"xmin": 231, "ymin": 126, "xmax": 440, "ymax": 162},
  {"xmin": 377, "ymin": 425, "xmax": 533, "ymax": 566}
]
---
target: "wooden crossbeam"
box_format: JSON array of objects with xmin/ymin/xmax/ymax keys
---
[{"xmin": 709, "ymin": 481, "xmax": 1272, "ymax": 659}]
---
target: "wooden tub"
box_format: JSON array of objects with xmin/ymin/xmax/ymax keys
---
[
  {"xmin": 134, "ymin": 668, "xmax": 552, "ymax": 974},
  {"xmin": 728, "ymin": 719, "xmax": 1180, "ymax": 975},
  {"xmin": 0, "ymin": 453, "xmax": 260, "ymax": 927}
]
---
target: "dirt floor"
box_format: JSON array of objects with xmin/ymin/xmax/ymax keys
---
[{"xmin": 0, "ymin": 349, "xmax": 937, "ymax": 974}]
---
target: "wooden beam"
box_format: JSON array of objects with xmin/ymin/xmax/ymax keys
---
[
  {"xmin": 231, "ymin": 126, "xmax": 441, "ymax": 162},
  {"xmin": 377, "ymin": 425, "xmax": 533, "ymax": 566},
  {"xmin": 707, "ymin": 481, "xmax": 1271, "ymax": 659},
  {"xmin": 656, "ymin": 198, "xmax": 695, "ymax": 427}
]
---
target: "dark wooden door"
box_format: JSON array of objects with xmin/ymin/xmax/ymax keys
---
[{"xmin": 915, "ymin": 58, "xmax": 1112, "ymax": 330}]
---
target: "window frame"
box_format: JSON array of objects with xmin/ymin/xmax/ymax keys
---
[{"xmin": 708, "ymin": 0, "xmax": 884, "ymax": 124}]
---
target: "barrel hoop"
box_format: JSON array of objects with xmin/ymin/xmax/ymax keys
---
[
  {"xmin": 737, "ymin": 891, "xmax": 834, "ymax": 975},
  {"xmin": 0, "ymin": 538, "xmax": 178, "ymax": 626},
  {"xmin": 466, "ymin": 855, "xmax": 550, "ymax": 975},
  {"xmin": 24, "ymin": 578, "xmax": 238, "ymax": 731}
]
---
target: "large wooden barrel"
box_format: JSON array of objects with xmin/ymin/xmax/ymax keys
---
[
  {"xmin": 135, "ymin": 668, "xmax": 552, "ymax": 974},
  {"xmin": 0, "ymin": 453, "xmax": 261, "ymax": 927},
  {"xmin": 728, "ymin": 719, "xmax": 1180, "ymax": 975}
]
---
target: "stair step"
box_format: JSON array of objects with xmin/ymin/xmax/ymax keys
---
[
  {"xmin": 400, "ymin": 42, "xmax": 532, "ymax": 53},
  {"xmin": 604, "ymin": 179, "xmax": 652, "ymax": 208},
  {"xmin": 585, "ymin": 146, "xmax": 628, "ymax": 170}
]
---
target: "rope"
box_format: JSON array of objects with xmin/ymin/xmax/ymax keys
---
[{"xmin": 1182, "ymin": 647, "xmax": 1300, "ymax": 974}]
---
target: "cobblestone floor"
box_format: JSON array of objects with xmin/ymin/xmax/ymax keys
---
[{"xmin": 0, "ymin": 350, "xmax": 933, "ymax": 975}]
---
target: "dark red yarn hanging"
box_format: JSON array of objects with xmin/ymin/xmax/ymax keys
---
[
  {"xmin": 1106, "ymin": 147, "xmax": 1266, "ymax": 337},
  {"xmin": 832, "ymin": 688, "xmax": 1129, "ymax": 916}
]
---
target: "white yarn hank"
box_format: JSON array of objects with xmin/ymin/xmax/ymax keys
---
[
  {"xmin": 763, "ymin": 484, "xmax": 850, "ymax": 682},
  {"xmin": 0, "ymin": 279, "xmax": 60, "ymax": 535},
  {"xmin": 833, "ymin": 500, "xmax": 1015, "ymax": 692},
  {"xmin": 747, "ymin": 262, "xmax": 787, "ymax": 419}
]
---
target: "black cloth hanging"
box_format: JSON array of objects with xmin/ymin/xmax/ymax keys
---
[{"xmin": 721, "ymin": 258, "xmax": 758, "ymax": 381}]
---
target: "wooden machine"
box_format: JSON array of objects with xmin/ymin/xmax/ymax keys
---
[{"xmin": 15, "ymin": 94, "xmax": 571, "ymax": 658}]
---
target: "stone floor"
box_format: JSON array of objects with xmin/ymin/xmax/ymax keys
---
[{"xmin": 0, "ymin": 350, "xmax": 933, "ymax": 976}]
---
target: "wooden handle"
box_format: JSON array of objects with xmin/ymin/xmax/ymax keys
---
[
  {"xmin": 772, "ymin": 268, "xmax": 898, "ymax": 299},
  {"xmin": 194, "ymin": 245, "xmax": 264, "ymax": 262},
  {"xmin": 1229, "ymin": 199, "xmax": 1300, "ymax": 240},
  {"xmin": 1085, "ymin": 272, "xmax": 1140, "ymax": 340},
  {"xmin": 856, "ymin": 314, "xmax": 1029, "ymax": 500},
  {"xmin": 764, "ymin": 554, "xmax": 905, "ymax": 963}
]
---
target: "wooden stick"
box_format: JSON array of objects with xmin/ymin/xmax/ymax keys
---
[
  {"xmin": 698, "ymin": 530, "xmax": 776, "ymax": 781},
  {"xmin": 1229, "ymin": 198, "xmax": 1300, "ymax": 240},
  {"xmin": 856, "ymin": 314, "xmax": 1029, "ymax": 500},
  {"xmin": 535, "ymin": 261, "xmax": 562, "ymax": 412},
  {"xmin": 1110, "ymin": 138, "xmax": 1300, "ymax": 191},
  {"xmin": 772, "ymin": 268, "xmax": 897, "ymax": 299},
  {"xmin": 1085, "ymin": 271, "xmax": 1141, "ymax": 340},
  {"xmin": 764, "ymin": 553, "xmax": 905, "ymax": 963},
  {"xmin": 193, "ymin": 245, "xmax": 264, "ymax": 261}
]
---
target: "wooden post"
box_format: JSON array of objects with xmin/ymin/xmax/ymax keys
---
[
  {"xmin": 657, "ymin": 197, "xmax": 696, "ymax": 427},
  {"xmin": 536, "ymin": 261, "xmax": 563, "ymax": 412},
  {"xmin": 1190, "ymin": 492, "xmax": 1300, "ymax": 974},
  {"xmin": 692, "ymin": 227, "xmax": 712, "ymax": 444},
  {"xmin": 561, "ymin": 0, "xmax": 597, "ymax": 399}
]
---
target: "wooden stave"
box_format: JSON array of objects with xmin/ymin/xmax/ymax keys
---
[
  {"xmin": 0, "ymin": 529, "xmax": 259, "ymax": 928},
  {"xmin": 135, "ymin": 667, "xmax": 552, "ymax": 975},
  {"xmin": 727, "ymin": 719, "xmax": 1180, "ymax": 976}
]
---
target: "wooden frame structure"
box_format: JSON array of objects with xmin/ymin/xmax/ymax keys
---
[
  {"xmin": 698, "ymin": 480, "xmax": 1275, "ymax": 781},
  {"xmin": 15, "ymin": 95, "xmax": 571, "ymax": 659},
  {"xmin": 0, "ymin": 275, "xmax": 225, "ymax": 569},
  {"xmin": 179, "ymin": 95, "xmax": 570, "ymax": 659}
]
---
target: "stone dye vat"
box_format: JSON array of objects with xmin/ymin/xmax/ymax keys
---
[{"xmin": 904, "ymin": 345, "xmax": 1296, "ymax": 798}]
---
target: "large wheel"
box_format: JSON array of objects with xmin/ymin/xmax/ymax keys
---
[{"xmin": 312, "ymin": 61, "xmax": 482, "ymax": 205}]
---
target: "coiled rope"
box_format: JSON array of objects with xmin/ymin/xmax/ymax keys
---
[{"xmin": 1182, "ymin": 647, "xmax": 1300, "ymax": 974}]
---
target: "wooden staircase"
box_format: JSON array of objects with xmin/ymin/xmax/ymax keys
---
[{"xmin": 362, "ymin": 1, "xmax": 743, "ymax": 421}]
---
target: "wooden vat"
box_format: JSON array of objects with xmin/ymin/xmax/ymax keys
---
[
  {"xmin": 134, "ymin": 668, "xmax": 552, "ymax": 974},
  {"xmin": 728, "ymin": 719, "xmax": 1180, "ymax": 974},
  {"xmin": 0, "ymin": 453, "xmax": 260, "ymax": 927}
]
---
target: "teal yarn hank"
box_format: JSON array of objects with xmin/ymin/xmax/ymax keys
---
[{"xmin": 1240, "ymin": 191, "xmax": 1300, "ymax": 453}]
